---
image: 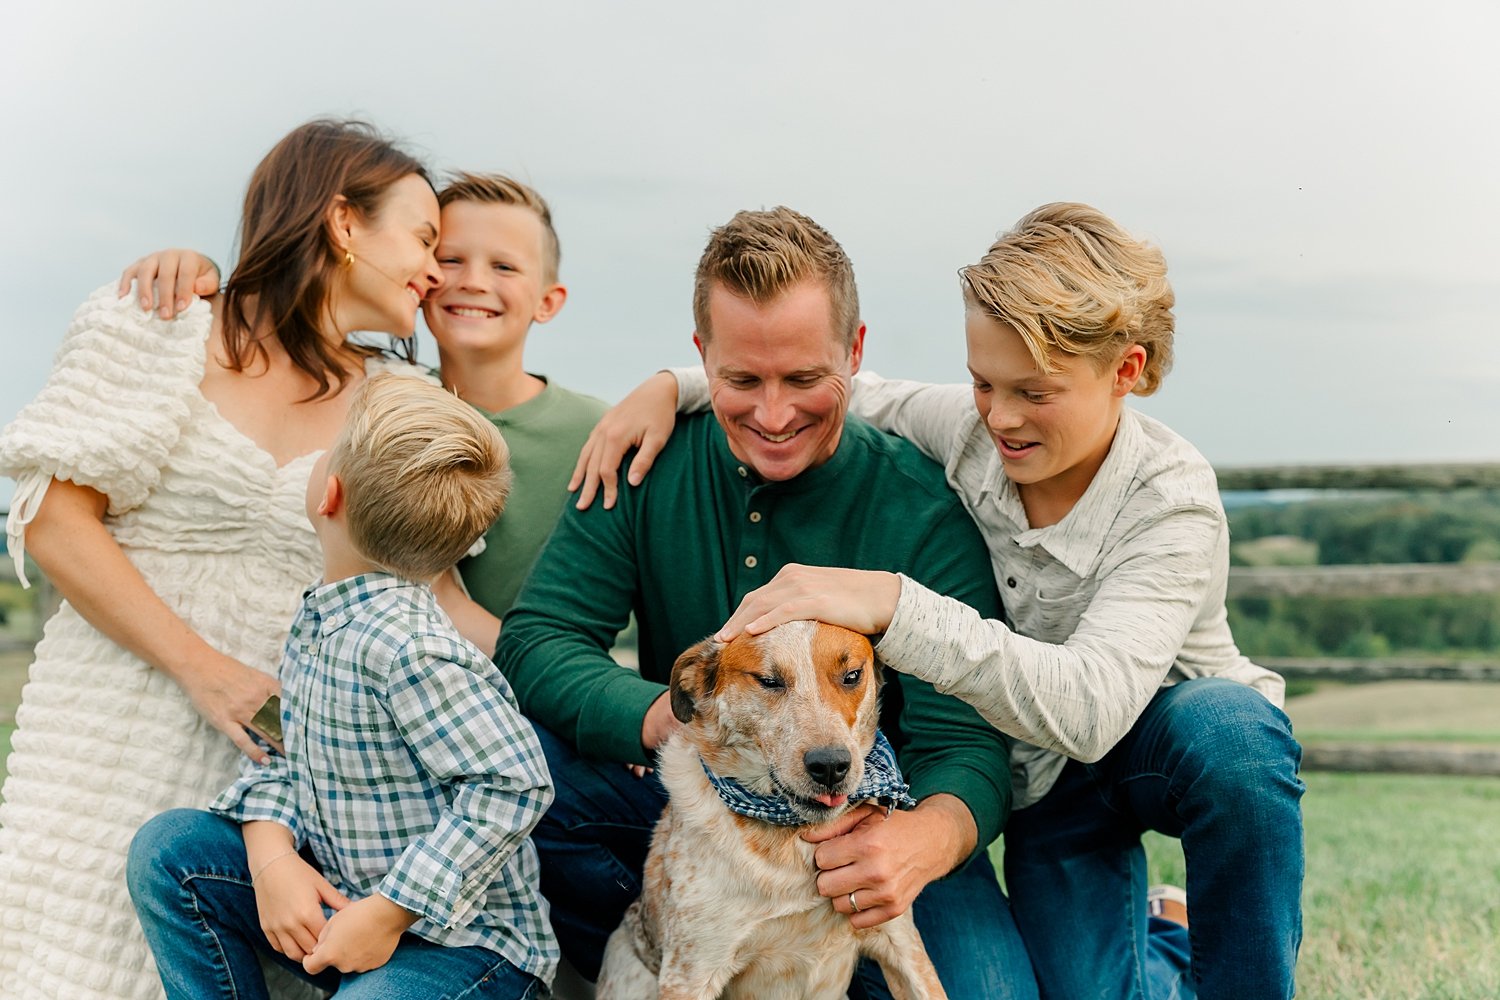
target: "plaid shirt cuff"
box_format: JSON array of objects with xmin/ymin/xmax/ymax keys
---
[
  {"xmin": 378, "ymin": 836, "xmax": 481, "ymax": 929},
  {"xmin": 209, "ymin": 777, "xmax": 303, "ymax": 845}
]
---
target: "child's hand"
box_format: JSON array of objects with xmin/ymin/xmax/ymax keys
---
[
  {"xmin": 302, "ymin": 893, "xmax": 418, "ymax": 975},
  {"xmin": 253, "ymin": 855, "xmax": 351, "ymax": 962}
]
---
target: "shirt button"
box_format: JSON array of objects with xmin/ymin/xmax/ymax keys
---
[
  {"xmin": 737, "ymin": 465, "xmax": 748, "ymax": 478},
  {"xmin": 745, "ymin": 556, "xmax": 758, "ymax": 568},
  {"xmin": 1006, "ymin": 577, "xmax": 1017, "ymax": 588},
  {"xmin": 749, "ymin": 511, "xmax": 762, "ymax": 523}
]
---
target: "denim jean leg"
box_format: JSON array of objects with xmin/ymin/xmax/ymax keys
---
[
  {"xmin": 1114, "ymin": 678, "xmax": 1305, "ymax": 1000},
  {"xmin": 126, "ymin": 808, "xmax": 338, "ymax": 1000},
  {"xmin": 336, "ymin": 938, "xmax": 543, "ymax": 1000},
  {"xmin": 529, "ymin": 723, "xmax": 668, "ymax": 980},
  {"xmin": 850, "ymin": 850, "xmax": 1039, "ymax": 1000},
  {"xmin": 1004, "ymin": 761, "xmax": 1157, "ymax": 1000}
]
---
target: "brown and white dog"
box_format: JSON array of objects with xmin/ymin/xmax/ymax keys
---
[{"xmin": 595, "ymin": 621, "xmax": 948, "ymax": 1000}]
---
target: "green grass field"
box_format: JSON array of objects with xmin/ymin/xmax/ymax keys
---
[
  {"xmin": 980, "ymin": 771, "xmax": 1500, "ymax": 999},
  {"xmin": 1153, "ymin": 773, "xmax": 1499, "ymax": 999}
]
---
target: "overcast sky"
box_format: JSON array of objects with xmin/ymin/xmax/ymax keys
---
[{"xmin": 2, "ymin": 1, "xmax": 1496, "ymax": 509}]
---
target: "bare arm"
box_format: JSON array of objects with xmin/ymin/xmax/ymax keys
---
[
  {"xmin": 432, "ymin": 568, "xmax": 502, "ymax": 656},
  {"xmin": 27, "ymin": 478, "xmax": 280, "ymax": 761},
  {"xmin": 244, "ymin": 820, "xmax": 351, "ymax": 962}
]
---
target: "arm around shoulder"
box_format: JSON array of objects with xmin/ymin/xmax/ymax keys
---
[{"xmin": 849, "ymin": 372, "xmax": 975, "ymax": 468}]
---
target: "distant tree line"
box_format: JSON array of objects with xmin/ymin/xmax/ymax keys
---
[{"xmin": 1225, "ymin": 492, "xmax": 1500, "ymax": 658}]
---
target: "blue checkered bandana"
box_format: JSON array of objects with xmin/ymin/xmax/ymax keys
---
[{"xmin": 699, "ymin": 730, "xmax": 917, "ymax": 827}]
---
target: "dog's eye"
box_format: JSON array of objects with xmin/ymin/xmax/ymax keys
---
[
  {"xmin": 841, "ymin": 668, "xmax": 863, "ymax": 687},
  {"xmin": 755, "ymin": 674, "xmax": 784, "ymax": 690}
]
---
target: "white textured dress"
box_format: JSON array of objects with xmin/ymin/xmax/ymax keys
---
[{"xmin": 0, "ymin": 287, "xmax": 383, "ymax": 998}]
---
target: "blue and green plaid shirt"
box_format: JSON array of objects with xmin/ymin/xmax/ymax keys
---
[{"xmin": 212, "ymin": 573, "xmax": 558, "ymax": 983}]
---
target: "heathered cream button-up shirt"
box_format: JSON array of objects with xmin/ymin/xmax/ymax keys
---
[{"xmin": 847, "ymin": 373, "xmax": 1285, "ymax": 807}]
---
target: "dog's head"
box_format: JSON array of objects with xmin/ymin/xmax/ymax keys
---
[{"xmin": 669, "ymin": 621, "xmax": 882, "ymax": 824}]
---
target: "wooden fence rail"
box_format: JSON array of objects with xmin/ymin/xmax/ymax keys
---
[
  {"xmin": 1228, "ymin": 562, "xmax": 1500, "ymax": 599},
  {"xmin": 1215, "ymin": 460, "xmax": 1500, "ymax": 776},
  {"xmin": 1262, "ymin": 656, "xmax": 1500, "ymax": 684},
  {"xmin": 1302, "ymin": 743, "xmax": 1500, "ymax": 777},
  {"xmin": 1215, "ymin": 462, "xmax": 1500, "ymax": 491}
]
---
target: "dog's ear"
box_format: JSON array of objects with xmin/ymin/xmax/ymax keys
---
[{"xmin": 670, "ymin": 637, "xmax": 723, "ymax": 723}]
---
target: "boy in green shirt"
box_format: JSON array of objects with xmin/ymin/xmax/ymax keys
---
[{"xmin": 421, "ymin": 174, "xmax": 608, "ymax": 636}]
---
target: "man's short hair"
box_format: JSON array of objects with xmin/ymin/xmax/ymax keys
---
[
  {"xmin": 437, "ymin": 172, "xmax": 561, "ymax": 283},
  {"xmin": 960, "ymin": 202, "xmax": 1175, "ymax": 395},
  {"xmin": 330, "ymin": 374, "xmax": 512, "ymax": 580},
  {"xmin": 691, "ymin": 206, "xmax": 860, "ymax": 349}
]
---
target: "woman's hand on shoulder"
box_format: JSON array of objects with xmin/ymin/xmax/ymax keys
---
[
  {"xmin": 177, "ymin": 651, "xmax": 283, "ymax": 763},
  {"xmin": 117, "ymin": 248, "xmax": 221, "ymax": 319},
  {"xmin": 568, "ymin": 370, "xmax": 681, "ymax": 511}
]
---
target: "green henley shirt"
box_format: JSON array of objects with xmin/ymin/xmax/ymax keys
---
[{"xmin": 498, "ymin": 411, "xmax": 1013, "ymax": 847}]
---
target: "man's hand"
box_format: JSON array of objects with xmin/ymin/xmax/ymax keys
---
[
  {"xmin": 804, "ymin": 794, "xmax": 977, "ymax": 930},
  {"xmin": 302, "ymin": 894, "xmax": 417, "ymax": 975},
  {"xmin": 628, "ymin": 691, "xmax": 681, "ymax": 777}
]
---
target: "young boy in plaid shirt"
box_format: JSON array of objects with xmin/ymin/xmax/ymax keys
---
[{"xmin": 128, "ymin": 374, "xmax": 558, "ymax": 999}]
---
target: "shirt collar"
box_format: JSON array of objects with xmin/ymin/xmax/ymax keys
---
[
  {"xmin": 301, "ymin": 572, "xmax": 416, "ymax": 636},
  {"xmin": 978, "ymin": 408, "xmax": 1147, "ymax": 579},
  {"xmin": 709, "ymin": 413, "xmax": 859, "ymax": 497}
]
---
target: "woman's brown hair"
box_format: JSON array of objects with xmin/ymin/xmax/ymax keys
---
[{"xmin": 222, "ymin": 119, "xmax": 431, "ymax": 399}]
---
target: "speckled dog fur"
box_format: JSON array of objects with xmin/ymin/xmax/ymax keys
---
[{"xmin": 596, "ymin": 621, "xmax": 947, "ymax": 1000}]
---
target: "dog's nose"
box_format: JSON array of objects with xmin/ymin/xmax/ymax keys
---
[{"xmin": 803, "ymin": 747, "xmax": 852, "ymax": 790}]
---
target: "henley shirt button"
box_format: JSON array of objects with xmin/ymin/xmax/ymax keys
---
[
  {"xmin": 737, "ymin": 465, "xmax": 748, "ymax": 477},
  {"xmin": 1006, "ymin": 576, "xmax": 1017, "ymax": 588},
  {"xmin": 749, "ymin": 511, "xmax": 762, "ymax": 523},
  {"xmin": 745, "ymin": 555, "xmax": 758, "ymax": 568}
]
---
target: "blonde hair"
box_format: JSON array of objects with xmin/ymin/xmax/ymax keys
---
[
  {"xmin": 329, "ymin": 373, "xmax": 512, "ymax": 580},
  {"xmin": 437, "ymin": 171, "xmax": 561, "ymax": 283},
  {"xmin": 960, "ymin": 202, "xmax": 1175, "ymax": 395},
  {"xmin": 692, "ymin": 206, "xmax": 860, "ymax": 348}
]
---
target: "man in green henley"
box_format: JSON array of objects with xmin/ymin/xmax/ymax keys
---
[{"xmin": 498, "ymin": 207, "xmax": 1034, "ymax": 999}]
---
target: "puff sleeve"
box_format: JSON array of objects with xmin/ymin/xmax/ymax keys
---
[{"xmin": 0, "ymin": 285, "xmax": 208, "ymax": 585}]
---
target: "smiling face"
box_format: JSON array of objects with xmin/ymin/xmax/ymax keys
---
[
  {"xmin": 698, "ymin": 280, "xmax": 864, "ymax": 482},
  {"xmin": 338, "ymin": 173, "xmax": 442, "ymax": 336},
  {"xmin": 422, "ymin": 199, "xmax": 565, "ymax": 361},
  {"xmin": 671, "ymin": 621, "xmax": 880, "ymax": 824},
  {"xmin": 966, "ymin": 308, "xmax": 1144, "ymax": 524}
]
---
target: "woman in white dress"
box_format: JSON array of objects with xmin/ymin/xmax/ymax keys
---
[{"xmin": 0, "ymin": 119, "xmax": 442, "ymax": 1000}]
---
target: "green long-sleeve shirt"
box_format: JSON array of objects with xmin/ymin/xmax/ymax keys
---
[{"xmin": 497, "ymin": 412, "xmax": 1013, "ymax": 846}]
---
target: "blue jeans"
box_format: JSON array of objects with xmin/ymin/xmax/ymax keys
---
[
  {"xmin": 530, "ymin": 724, "xmax": 1039, "ymax": 999},
  {"xmin": 126, "ymin": 809, "xmax": 543, "ymax": 1000},
  {"xmin": 1004, "ymin": 678, "xmax": 1305, "ymax": 1000}
]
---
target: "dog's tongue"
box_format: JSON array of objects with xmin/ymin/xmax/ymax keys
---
[{"xmin": 815, "ymin": 792, "xmax": 849, "ymax": 808}]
